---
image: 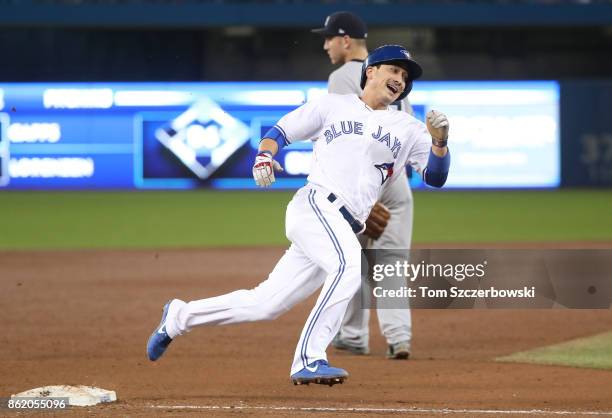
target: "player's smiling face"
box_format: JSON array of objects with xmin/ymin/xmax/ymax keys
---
[{"xmin": 364, "ymin": 63, "xmax": 408, "ymax": 107}]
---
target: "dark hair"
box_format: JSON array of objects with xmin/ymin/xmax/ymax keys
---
[{"xmin": 372, "ymin": 62, "xmax": 409, "ymax": 82}]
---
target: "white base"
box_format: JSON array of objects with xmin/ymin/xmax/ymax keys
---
[{"xmin": 12, "ymin": 385, "xmax": 117, "ymax": 407}]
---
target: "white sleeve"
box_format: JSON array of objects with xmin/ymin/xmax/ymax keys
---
[
  {"xmin": 405, "ymin": 123, "xmax": 431, "ymax": 175},
  {"xmin": 328, "ymin": 71, "xmax": 357, "ymax": 95},
  {"xmin": 275, "ymin": 96, "xmax": 328, "ymax": 144}
]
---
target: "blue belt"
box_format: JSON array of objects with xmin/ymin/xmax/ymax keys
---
[{"xmin": 327, "ymin": 193, "xmax": 364, "ymax": 234}]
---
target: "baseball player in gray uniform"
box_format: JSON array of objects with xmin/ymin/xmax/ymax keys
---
[{"xmin": 313, "ymin": 11, "xmax": 414, "ymax": 359}]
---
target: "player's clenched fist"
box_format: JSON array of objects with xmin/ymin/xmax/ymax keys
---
[
  {"xmin": 252, "ymin": 151, "xmax": 283, "ymax": 187},
  {"xmin": 426, "ymin": 110, "xmax": 449, "ymax": 146}
]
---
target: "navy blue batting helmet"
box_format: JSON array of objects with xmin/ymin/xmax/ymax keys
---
[{"xmin": 360, "ymin": 45, "xmax": 423, "ymax": 100}]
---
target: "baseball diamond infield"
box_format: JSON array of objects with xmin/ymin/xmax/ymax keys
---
[{"xmin": 2, "ymin": 246, "xmax": 612, "ymax": 417}]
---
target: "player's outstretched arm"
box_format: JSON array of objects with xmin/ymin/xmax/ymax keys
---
[
  {"xmin": 423, "ymin": 110, "xmax": 450, "ymax": 188},
  {"xmin": 253, "ymin": 138, "xmax": 284, "ymax": 187}
]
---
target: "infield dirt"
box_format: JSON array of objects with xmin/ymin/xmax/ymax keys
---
[{"xmin": 2, "ymin": 247, "xmax": 612, "ymax": 417}]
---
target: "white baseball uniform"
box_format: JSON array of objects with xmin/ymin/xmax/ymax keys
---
[
  {"xmin": 163, "ymin": 93, "xmax": 432, "ymax": 375},
  {"xmin": 328, "ymin": 60, "xmax": 414, "ymax": 349}
]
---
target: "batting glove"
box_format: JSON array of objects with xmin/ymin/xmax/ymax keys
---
[
  {"xmin": 253, "ymin": 151, "xmax": 283, "ymax": 187},
  {"xmin": 426, "ymin": 110, "xmax": 449, "ymax": 147}
]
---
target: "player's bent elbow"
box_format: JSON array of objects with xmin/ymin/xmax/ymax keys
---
[
  {"xmin": 423, "ymin": 148, "xmax": 450, "ymax": 188},
  {"xmin": 424, "ymin": 170, "xmax": 448, "ymax": 188}
]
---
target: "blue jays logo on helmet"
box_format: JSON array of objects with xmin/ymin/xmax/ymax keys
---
[
  {"xmin": 360, "ymin": 44, "xmax": 423, "ymax": 100},
  {"xmin": 374, "ymin": 162, "xmax": 394, "ymax": 185}
]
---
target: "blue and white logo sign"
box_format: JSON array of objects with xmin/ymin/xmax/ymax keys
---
[{"xmin": 154, "ymin": 96, "xmax": 250, "ymax": 180}]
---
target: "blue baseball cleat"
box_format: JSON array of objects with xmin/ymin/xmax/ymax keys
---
[
  {"xmin": 147, "ymin": 300, "xmax": 174, "ymax": 361},
  {"xmin": 291, "ymin": 360, "xmax": 348, "ymax": 386}
]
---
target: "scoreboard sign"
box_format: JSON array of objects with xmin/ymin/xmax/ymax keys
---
[{"xmin": 0, "ymin": 81, "xmax": 560, "ymax": 190}]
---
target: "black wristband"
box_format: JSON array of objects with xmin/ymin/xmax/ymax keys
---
[{"xmin": 432, "ymin": 138, "xmax": 448, "ymax": 148}]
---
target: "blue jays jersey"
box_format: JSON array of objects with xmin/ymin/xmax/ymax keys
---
[{"xmin": 274, "ymin": 94, "xmax": 430, "ymax": 223}]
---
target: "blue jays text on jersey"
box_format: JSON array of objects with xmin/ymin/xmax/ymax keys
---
[
  {"xmin": 269, "ymin": 93, "xmax": 432, "ymax": 223},
  {"xmin": 324, "ymin": 122, "xmax": 402, "ymax": 159}
]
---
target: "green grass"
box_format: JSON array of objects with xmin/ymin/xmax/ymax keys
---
[
  {"xmin": 496, "ymin": 331, "xmax": 612, "ymax": 370},
  {"xmin": 0, "ymin": 189, "xmax": 611, "ymax": 250},
  {"xmin": 0, "ymin": 191, "xmax": 292, "ymax": 250},
  {"xmin": 413, "ymin": 189, "xmax": 612, "ymax": 243}
]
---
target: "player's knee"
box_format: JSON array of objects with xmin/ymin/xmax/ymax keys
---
[
  {"xmin": 248, "ymin": 304, "xmax": 284, "ymax": 321},
  {"xmin": 242, "ymin": 289, "xmax": 285, "ymax": 321},
  {"xmin": 342, "ymin": 261, "xmax": 363, "ymax": 295},
  {"xmin": 260, "ymin": 304, "xmax": 285, "ymax": 321}
]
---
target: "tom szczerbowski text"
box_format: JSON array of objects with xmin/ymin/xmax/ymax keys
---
[{"xmin": 373, "ymin": 286, "xmax": 537, "ymax": 299}]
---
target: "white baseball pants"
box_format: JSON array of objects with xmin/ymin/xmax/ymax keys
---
[{"xmin": 165, "ymin": 184, "xmax": 363, "ymax": 375}]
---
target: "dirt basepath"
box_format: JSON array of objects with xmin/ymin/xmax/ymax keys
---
[{"xmin": 1, "ymin": 247, "xmax": 611, "ymax": 416}]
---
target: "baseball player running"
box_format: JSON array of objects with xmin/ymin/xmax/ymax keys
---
[
  {"xmin": 147, "ymin": 45, "xmax": 450, "ymax": 386},
  {"xmin": 313, "ymin": 11, "xmax": 414, "ymax": 359}
]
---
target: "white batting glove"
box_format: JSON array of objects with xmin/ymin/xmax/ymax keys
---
[
  {"xmin": 252, "ymin": 151, "xmax": 283, "ymax": 187},
  {"xmin": 426, "ymin": 110, "xmax": 449, "ymax": 144}
]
